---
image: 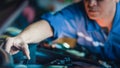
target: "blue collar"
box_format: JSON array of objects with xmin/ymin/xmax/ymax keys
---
[{"xmin": 86, "ymin": 18, "xmax": 101, "ymax": 32}]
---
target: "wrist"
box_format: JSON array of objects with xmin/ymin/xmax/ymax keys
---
[{"xmin": 16, "ymin": 35, "xmax": 28, "ymax": 44}]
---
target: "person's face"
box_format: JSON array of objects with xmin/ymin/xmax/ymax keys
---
[{"xmin": 84, "ymin": 0, "xmax": 118, "ymax": 20}]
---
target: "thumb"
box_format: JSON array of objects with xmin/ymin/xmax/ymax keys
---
[{"xmin": 21, "ymin": 43, "xmax": 30, "ymax": 60}]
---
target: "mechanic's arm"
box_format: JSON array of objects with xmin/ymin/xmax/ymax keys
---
[
  {"xmin": 18, "ymin": 20, "xmax": 53, "ymax": 43},
  {"xmin": 5, "ymin": 20, "xmax": 53, "ymax": 59}
]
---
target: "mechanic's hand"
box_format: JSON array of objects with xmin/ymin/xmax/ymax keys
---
[{"xmin": 5, "ymin": 37, "xmax": 30, "ymax": 60}]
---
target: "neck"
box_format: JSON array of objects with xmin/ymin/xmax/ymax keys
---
[
  {"xmin": 96, "ymin": 18, "xmax": 113, "ymax": 32},
  {"xmin": 96, "ymin": 7, "xmax": 116, "ymax": 32}
]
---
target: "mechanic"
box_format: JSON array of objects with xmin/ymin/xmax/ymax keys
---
[{"xmin": 5, "ymin": 0, "xmax": 120, "ymax": 62}]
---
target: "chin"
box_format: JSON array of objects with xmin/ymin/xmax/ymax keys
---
[
  {"xmin": 88, "ymin": 15, "xmax": 100, "ymax": 20},
  {"xmin": 87, "ymin": 12, "xmax": 100, "ymax": 20},
  {"xmin": 89, "ymin": 17, "xmax": 98, "ymax": 20}
]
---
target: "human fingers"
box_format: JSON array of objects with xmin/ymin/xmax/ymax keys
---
[
  {"xmin": 5, "ymin": 37, "xmax": 14, "ymax": 54},
  {"xmin": 21, "ymin": 43, "xmax": 30, "ymax": 60}
]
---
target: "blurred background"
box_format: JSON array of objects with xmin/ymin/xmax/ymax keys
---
[
  {"xmin": 0, "ymin": 0, "xmax": 118, "ymax": 68},
  {"xmin": 0, "ymin": 0, "xmax": 80, "ymax": 36}
]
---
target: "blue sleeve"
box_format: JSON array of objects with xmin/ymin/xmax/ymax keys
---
[{"xmin": 41, "ymin": 4, "xmax": 80, "ymax": 39}]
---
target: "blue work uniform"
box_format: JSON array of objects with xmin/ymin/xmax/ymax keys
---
[{"xmin": 41, "ymin": 1, "xmax": 120, "ymax": 62}]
